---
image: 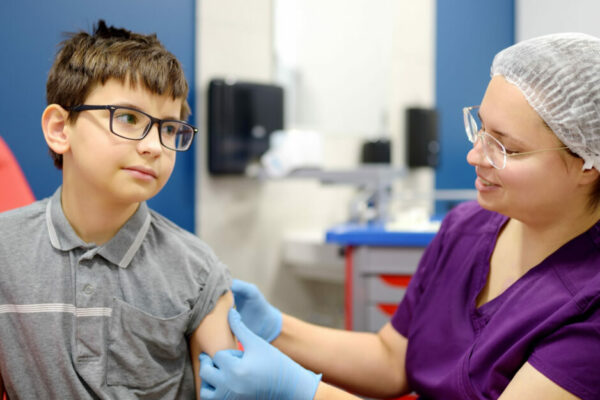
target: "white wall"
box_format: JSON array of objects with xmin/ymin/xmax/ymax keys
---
[
  {"xmin": 274, "ymin": 0, "xmax": 395, "ymax": 136},
  {"xmin": 516, "ymin": 0, "xmax": 600, "ymax": 40},
  {"xmin": 273, "ymin": 0, "xmax": 436, "ymax": 165},
  {"xmin": 196, "ymin": 0, "xmax": 435, "ymax": 325}
]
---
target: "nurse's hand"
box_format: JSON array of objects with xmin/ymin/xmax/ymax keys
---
[
  {"xmin": 231, "ymin": 279, "xmax": 282, "ymax": 342},
  {"xmin": 200, "ymin": 308, "xmax": 321, "ymax": 400}
]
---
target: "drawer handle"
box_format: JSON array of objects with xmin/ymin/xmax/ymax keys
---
[
  {"xmin": 380, "ymin": 275, "xmax": 411, "ymax": 287},
  {"xmin": 377, "ymin": 304, "xmax": 398, "ymax": 316}
]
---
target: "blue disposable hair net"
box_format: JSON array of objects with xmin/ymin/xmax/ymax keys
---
[{"xmin": 491, "ymin": 32, "xmax": 600, "ymax": 170}]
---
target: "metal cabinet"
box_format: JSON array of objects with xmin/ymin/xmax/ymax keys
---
[
  {"xmin": 347, "ymin": 246, "xmax": 425, "ymax": 331},
  {"xmin": 326, "ymin": 224, "xmax": 436, "ymax": 332}
]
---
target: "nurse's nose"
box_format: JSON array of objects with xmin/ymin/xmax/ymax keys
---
[{"xmin": 466, "ymin": 135, "xmax": 486, "ymax": 167}]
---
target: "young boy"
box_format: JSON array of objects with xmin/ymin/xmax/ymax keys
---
[{"xmin": 0, "ymin": 20, "xmax": 235, "ymax": 399}]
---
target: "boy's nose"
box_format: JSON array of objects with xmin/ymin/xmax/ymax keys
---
[{"xmin": 138, "ymin": 123, "xmax": 163, "ymax": 155}]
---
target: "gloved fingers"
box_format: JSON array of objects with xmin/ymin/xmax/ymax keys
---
[
  {"xmin": 199, "ymin": 353, "xmax": 225, "ymax": 388},
  {"xmin": 199, "ymin": 379, "xmax": 217, "ymax": 400},
  {"xmin": 211, "ymin": 348, "xmax": 244, "ymax": 367},
  {"xmin": 228, "ymin": 308, "xmax": 262, "ymax": 350},
  {"xmin": 265, "ymin": 312, "xmax": 283, "ymax": 343},
  {"xmin": 232, "ymin": 279, "xmax": 256, "ymax": 303},
  {"xmin": 199, "ymin": 352, "xmax": 214, "ymax": 367},
  {"xmin": 231, "ymin": 278, "xmax": 250, "ymax": 292}
]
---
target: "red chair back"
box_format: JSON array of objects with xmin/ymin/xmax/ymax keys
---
[{"xmin": 0, "ymin": 136, "xmax": 35, "ymax": 212}]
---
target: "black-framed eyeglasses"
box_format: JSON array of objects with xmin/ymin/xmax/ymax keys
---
[{"xmin": 68, "ymin": 105, "xmax": 198, "ymax": 152}]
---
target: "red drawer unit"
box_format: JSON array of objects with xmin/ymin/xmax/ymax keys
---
[{"xmin": 343, "ymin": 244, "xmax": 426, "ymax": 332}]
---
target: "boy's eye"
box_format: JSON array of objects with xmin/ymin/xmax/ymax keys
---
[
  {"xmin": 162, "ymin": 123, "xmax": 178, "ymax": 136},
  {"xmin": 115, "ymin": 112, "xmax": 139, "ymax": 125}
]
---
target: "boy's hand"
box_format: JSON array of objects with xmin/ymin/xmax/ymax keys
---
[
  {"xmin": 199, "ymin": 309, "xmax": 321, "ymax": 400},
  {"xmin": 231, "ymin": 279, "xmax": 282, "ymax": 342}
]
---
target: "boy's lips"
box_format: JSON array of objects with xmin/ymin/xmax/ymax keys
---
[{"xmin": 123, "ymin": 166, "xmax": 157, "ymax": 179}]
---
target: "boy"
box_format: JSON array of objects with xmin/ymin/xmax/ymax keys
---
[{"xmin": 0, "ymin": 20, "xmax": 235, "ymax": 399}]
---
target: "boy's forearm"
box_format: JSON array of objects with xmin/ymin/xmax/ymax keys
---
[{"xmin": 272, "ymin": 314, "xmax": 409, "ymax": 398}]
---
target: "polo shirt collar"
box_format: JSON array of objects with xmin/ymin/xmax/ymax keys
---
[{"xmin": 46, "ymin": 187, "xmax": 152, "ymax": 268}]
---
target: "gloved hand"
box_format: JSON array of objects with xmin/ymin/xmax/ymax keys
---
[
  {"xmin": 200, "ymin": 308, "xmax": 321, "ymax": 400},
  {"xmin": 231, "ymin": 279, "xmax": 282, "ymax": 343}
]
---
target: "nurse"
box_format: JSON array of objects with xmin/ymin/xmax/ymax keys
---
[{"xmin": 200, "ymin": 33, "xmax": 600, "ymax": 400}]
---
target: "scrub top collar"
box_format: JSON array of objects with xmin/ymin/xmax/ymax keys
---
[{"xmin": 45, "ymin": 187, "xmax": 151, "ymax": 268}]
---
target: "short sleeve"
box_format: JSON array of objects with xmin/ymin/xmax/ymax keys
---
[
  {"xmin": 186, "ymin": 258, "xmax": 232, "ymax": 335},
  {"xmin": 528, "ymin": 304, "xmax": 600, "ymax": 400},
  {"xmin": 391, "ymin": 225, "xmax": 446, "ymax": 336}
]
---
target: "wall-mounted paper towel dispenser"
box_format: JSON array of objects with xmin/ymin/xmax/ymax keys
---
[{"xmin": 208, "ymin": 79, "xmax": 284, "ymax": 175}]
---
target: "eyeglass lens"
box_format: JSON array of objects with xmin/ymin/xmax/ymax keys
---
[
  {"xmin": 111, "ymin": 108, "xmax": 194, "ymax": 151},
  {"xmin": 464, "ymin": 107, "xmax": 506, "ymax": 169}
]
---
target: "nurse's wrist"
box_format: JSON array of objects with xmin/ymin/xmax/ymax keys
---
[
  {"xmin": 271, "ymin": 313, "xmax": 306, "ymax": 355},
  {"xmin": 271, "ymin": 312, "xmax": 292, "ymax": 347}
]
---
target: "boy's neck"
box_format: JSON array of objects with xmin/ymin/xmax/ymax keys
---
[{"xmin": 60, "ymin": 185, "xmax": 140, "ymax": 246}]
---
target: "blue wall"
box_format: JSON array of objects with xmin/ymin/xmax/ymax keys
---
[
  {"xmin": 0, "ymin": 0, "xmax": 196, "ymax": 232},
  {"xmin": 435, "ymin": 0, "xmax": 514, "ymax": 211}
]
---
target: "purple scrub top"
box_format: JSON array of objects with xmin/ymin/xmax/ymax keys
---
[{"xmin": 392, "ymin": 201, "xmax": 600, "ymax": 400}]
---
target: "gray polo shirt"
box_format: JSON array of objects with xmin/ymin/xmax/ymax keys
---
[{"xmin": 0, "ymin": 188, "xmax": 231, "ymax": 399}]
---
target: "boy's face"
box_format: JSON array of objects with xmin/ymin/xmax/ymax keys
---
[{"xmin": 62, "ymin": 79, "xmax": 182, "ymax": 207}]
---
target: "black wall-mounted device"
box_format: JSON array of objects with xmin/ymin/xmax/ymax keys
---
[
  {"xmin": 361, "ymin": 139, "xmax": 391, "ymax": 164},
  {"xmin": 406, "ymin": 107, "xmax": 439, "ymax": 168},
  {"xmin": 208, "ymin": 79, "xmax": 284, "ymax": 175}
]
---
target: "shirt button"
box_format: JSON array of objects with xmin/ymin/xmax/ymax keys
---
[{"xmin": 83, "ymin": 284, "xmax": 94, "ymax": 295}]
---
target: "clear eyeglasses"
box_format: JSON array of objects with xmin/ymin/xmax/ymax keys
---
[
  {"xmin": 463, "ymin": 105, "xmax": 568, "ymax": 169},
  {"xmin": 69, "ymin": 105, "xmax": 198, "ymax": 152}
]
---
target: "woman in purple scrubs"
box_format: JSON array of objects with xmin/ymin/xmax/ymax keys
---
[{"xmin": 200, "ymin": 33, "xmax": 600, "ymax": 400}]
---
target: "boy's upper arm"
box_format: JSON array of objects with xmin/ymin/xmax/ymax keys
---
[
  {"xmin": 190, "ymin": 289, "xmax": 236, "ymax": 356},
  {"xmin": 190, "ymin": 290, "xmax": 236, "ymax": 399}
]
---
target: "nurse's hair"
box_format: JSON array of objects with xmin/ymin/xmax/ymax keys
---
[
  {"xmin": 45, "ymin": 20, "xmax": 190, "ymax": 169},
  {"xmin": 491, "ymin": 32, "xmax": 600, "ymax": 209}
]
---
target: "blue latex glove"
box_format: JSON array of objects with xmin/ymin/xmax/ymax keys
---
[
  {"xmin": 200, "ymin": 308, "xmax": 321, "ymax": 400},
  {"xmin": 231, "ymin": 279, "xmax": 282, "ymax": 342}
]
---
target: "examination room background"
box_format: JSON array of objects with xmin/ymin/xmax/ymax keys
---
[{"xmin": 2, "ymin": 0, "xmax": 599, "ymax": 326}]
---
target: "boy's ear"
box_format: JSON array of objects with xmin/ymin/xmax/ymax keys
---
[{"xmin": 41, "ymin": 104, "xmax": 70, "ymax": 155}]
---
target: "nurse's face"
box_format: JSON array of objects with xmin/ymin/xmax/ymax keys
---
[{"xmin": 466, "ymin": 76, "xmax": 582, "ymax": 224}]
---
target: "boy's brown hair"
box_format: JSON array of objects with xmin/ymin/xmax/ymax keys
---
[{"xmin": 46, "ymin": 20, "xmax": 191, "ymax": 169}]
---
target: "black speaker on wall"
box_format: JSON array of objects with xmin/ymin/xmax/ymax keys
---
[
  {"xmin": 406, "ymin": 107, "xmax": 439, "ymax": 168},
  {"xmin": 208, "ymin": 79, "xmax": 284, "ymax": 174}
]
